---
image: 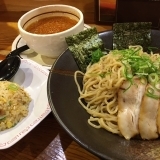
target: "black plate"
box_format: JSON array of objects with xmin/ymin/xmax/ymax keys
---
[{"xmin": 47, "ymin": 30, "xmax": 160, "ymax": 160}]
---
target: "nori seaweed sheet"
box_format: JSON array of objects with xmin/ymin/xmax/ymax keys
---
[
  {"xmin": 113, "ymin": 22, "xmax": 152, "ymax": 52},
  {"xmin": 65, "ymin": 27, "xmax": 104, "ymax": 72}
]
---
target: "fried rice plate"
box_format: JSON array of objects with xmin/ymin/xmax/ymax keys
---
[{"xmin": 0, "ymin": 81, "xmax": 31, "ymax": 131}]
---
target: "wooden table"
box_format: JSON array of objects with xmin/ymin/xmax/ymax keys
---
[{"xmin": 0, "ymin": 21, "xmax": 112, "ymax": 160}]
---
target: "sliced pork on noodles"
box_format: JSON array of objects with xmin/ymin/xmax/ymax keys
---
[
  {"xmin": 73, "ymin": 43, "xmax": 160, "ymax": 140},
  {"xmin": 139, "ymin": 84, "xmax": 160, "ymax": 140},
  {"xmin": 157, "ymin": 102, "xmax": 160, "ymax": 134},
  {"xmin": 117, "ymin": 78, "xmax": 146, "ymax": 140},
  {"xmin": 155, "ymin": 84, "xmax": 160, "ymax": 135}
]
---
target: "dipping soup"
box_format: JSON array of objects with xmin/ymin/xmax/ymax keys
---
[{"xmin": 26, "ymin": 16, "xmax": 78, "ymax": 34}]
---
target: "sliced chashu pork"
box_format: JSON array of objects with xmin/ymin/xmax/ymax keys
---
[
  {"xmin": 139, "ymin": 84, "xmax": 160, "ymax": 140},
  {"xmin": 118, "ymin": 77, "xmax": 146, "ymax": 140},
  {"xmin": 157, "ymin": 100, "xmax": 160, "ymax": 134}
]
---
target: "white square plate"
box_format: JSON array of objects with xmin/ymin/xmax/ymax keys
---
[{"xmin": 0, "ymin": 59, "xmax": 51, "ymax": 149}]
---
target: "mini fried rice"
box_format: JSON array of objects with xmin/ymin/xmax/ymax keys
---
[{"xmin": 0, "ymin": 81, "xmax": 31, "ymax": 131}]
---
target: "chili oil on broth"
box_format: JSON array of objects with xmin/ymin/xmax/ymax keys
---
[{"xmin": 25, "ymin": 16, "xmax": 78, "ymax": 34}]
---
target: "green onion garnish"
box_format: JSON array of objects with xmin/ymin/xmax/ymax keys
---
[
  {"xmin": 0, "ymin": 115, "xmax": 6, "ymax": 120},
  {"xmin": 146, "ymin": 87, "xmax": 160, "ymax": 99},
  {"xmin": 8, "ymin": 83, "xmax": 19, "ymax": 91},
  {"xmin": 113, "ymin": 47, "xmax": 160, "ymax": 99},
  {"xmin": 148, "ymin": 73, "xmax": 159, "ymax": 85},
  {"xmin": 91, "ymin": 49, "xmax": 104, "ymax": 64}
]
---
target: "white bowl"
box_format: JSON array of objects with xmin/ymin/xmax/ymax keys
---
[{"xmin": 18, "ymin": 5, "xmax": 84, "ymax": 58}]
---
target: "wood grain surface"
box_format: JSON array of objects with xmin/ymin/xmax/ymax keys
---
[
  {"xmin": 0, "ymin": 113, "xmax": 100, "ymax": 160},
  {"xmin": 0, "ymin": 0, "xmax": 97, "ymax": 23}
]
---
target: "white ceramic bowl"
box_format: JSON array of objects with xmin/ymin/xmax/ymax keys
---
[{"xmin": 18, "ymin": 5, "xmax": 84, "ymax": 58}]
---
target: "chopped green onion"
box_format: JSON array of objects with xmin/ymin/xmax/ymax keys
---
[
  {"xmin": 146, "ymin": 87, "xmax": 160, "ymax": 99},
  {"xmin": 148, "ymin": 73, "xmax": 159, "ymax": 85},
  {"xmin": 99, "ymin": 72, "xmax": 111, "ymax": 78},
  {"xmin": 113, "ymin": 47, "xmax": 160, "ymax": 99},
  {"xmin": 126, "ymin": 73, "xmax": 133, "ymax": 79},
  {"xmin": 147, "ymin": 87, "xmax": 154, "ymax": 94},
  {"xmin": 140, "ymin": 77, "xmax": 147, "ymax": 85},
  {"xmin": 146, "ymin": 92, "xmax": 160, "ymax": 99},
  {"xmin": 91, "ymin": 49, "xmax": 104, "ymax": 64},
  {"xmin": 8, "ymin": 83, "xmax": 19, "ymax": 91},
  {"xmin": 123, "ymin": 81, "xmax": 133, "ymax": 92},
  {"xmin": 0, "ymin": 115, "xmax": 6, "ymax": 120},
  {"xmin": 154, "ymin": 80, "xmax": 160, "ymax": 91},
  {"xmin": 99, "ymin": 73, "xmax": 106, "ymax": 78}
]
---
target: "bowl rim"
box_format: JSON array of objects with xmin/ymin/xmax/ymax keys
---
[{"xmin": 18, "ymin": 4, "xmax": 84, "ymax": 37}]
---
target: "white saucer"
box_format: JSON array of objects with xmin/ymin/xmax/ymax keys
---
[{"xmin": 12, "ymin": 24, "xmax": 91, "ymax": 69}]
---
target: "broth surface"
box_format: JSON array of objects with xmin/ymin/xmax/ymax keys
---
[{"xmin": 26, "ymin": 16, "xmax": 78, "ymax": 34}]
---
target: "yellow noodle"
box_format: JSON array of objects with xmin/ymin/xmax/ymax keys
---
[
  {"xmin": 74, "ymin": 51, "xmax": 125, "ymax": 134},
  {"xmin": 74, "ymin": 45, "xmax": 160, "ymax": 135}
]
